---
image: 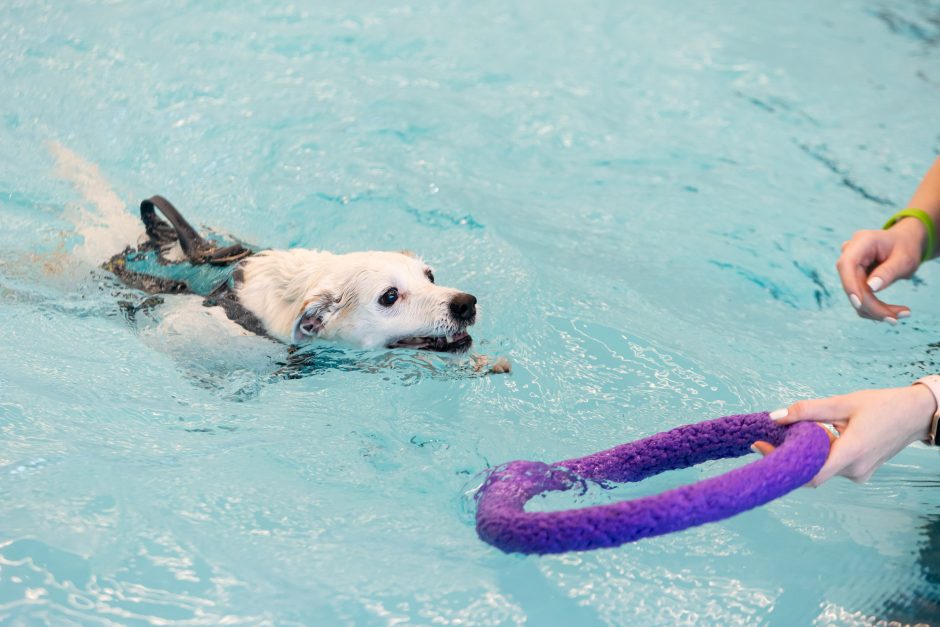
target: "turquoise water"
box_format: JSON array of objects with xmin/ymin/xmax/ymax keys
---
[{"xmin": 3, "ymin": 0, "xmax": 940, "ymax": 623}]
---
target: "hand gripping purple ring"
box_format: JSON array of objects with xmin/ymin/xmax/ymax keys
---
[{"xmin": 475, "ymin": 412, "xmax": 830, "ymax": 554}]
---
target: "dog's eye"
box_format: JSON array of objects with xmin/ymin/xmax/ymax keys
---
[
  {"xmin": 378, "ymin": 287, "xmax": 399, "ymax": 307},
  {"xmin": 425, "ymin": 269, "xmax": 435, "ymax": 284}
]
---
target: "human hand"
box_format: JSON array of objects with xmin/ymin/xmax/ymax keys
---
[
  {"xmin": 753, "ymin": 386, "xmax": 936, "ymax": 486},
  {"xmin": 836, "ymin": 218, "xmax": 926, "ymax": 323}
]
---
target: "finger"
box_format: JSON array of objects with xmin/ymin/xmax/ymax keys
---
[
  {"xmin": 853, "ymin": 265, "xmax": 906, "ymax": 322},
  {"xmin": 769, "ymin": 397, "xmax": 852, "ymax": 425},
  {"xmin": 809, "ymin": 421, "xmax": 881, "ymax": 486},
  {"xmin": 836, "ymin": 231, "xmax": 887, "ymax": 295},
  {"xmin": 754, "ymin": 423, "xmax": 839, "ymax": 489},
  {"xmin": 751, "ymin": 440, "xmax": 775, "ymax": 456},
  {"xmin": 866, "ymin": 257, "xmax": 914, "ymax": 317},
  {"xmin": 751, "ymin": 423, "xmax": 836, "ymax": 457},
  {"xmin": 866, "ymin": 252, "xmax": 914, "ymax": 293},
  {"xmin": 836, "ymin": 234, "xmax": 879, "ymax": 311},
  {"xmin": 835, "ymin": 234, "xmax": 906, "ymax": 321},
  {"xmin": 809, "ymin": 432, "xmax": 860, "ymax": 486}
]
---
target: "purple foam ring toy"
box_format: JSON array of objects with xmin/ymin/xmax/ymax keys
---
[{"xmin": 475, "ymin": 412, "xmax": 830, "ymax": 555}]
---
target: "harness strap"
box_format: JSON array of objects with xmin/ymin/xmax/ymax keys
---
[
  {"xmin": 140, "ymin": 196, "xmax": 253, "ymax": 266},
  {"xmin": 203, "ymin": 276, "xmax": 271, "ymax": 339}
]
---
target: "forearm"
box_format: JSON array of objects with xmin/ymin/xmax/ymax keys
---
[
  {"xmin": 907, "ymin": 157, "xmax": 940, "ymax": 221},
  {"xmin": 887, "ymin": 157, "xmax": 940, "ymax": 261}
]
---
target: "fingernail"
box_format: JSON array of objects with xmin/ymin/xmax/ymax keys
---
[
  {"xmin": 750, "ymin": 445, "xmax": 760, "ymax": 455},
  {"xmin": 769, "ymin": 408, "xmax": 788, "ymax": 421},
  {"xmin": 898, "ymin": 310, "xmax": 911, "ymax": 319},
  {"xmin": 849, "ymin": 294, "xmax": 861, "ymax": 309},
  {"xmin": 867, "ymin": 277, "xmax": 884, "ymax": 292},
  {"xmin": 884, "ymin": 317, "xmax": 898, "ymax": 326}
]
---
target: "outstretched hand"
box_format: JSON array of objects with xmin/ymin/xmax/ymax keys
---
[
  {"xmin": 753, "ymin": 386, "xmax": 936, "ymax": 486},
  {"xmin": 835, "ymin": 218, "xmax": 926, "ymax": 323}
]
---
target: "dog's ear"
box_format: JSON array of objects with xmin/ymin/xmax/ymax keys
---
[{"xmin": 291, "ymin": 292, "xmax": 337, "ymax": 344}]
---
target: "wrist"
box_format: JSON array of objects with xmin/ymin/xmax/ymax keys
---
[
  {"xmin": 889, "ymin": 216, "xmax": 931, "ymax": 261},
  {"xmin": 911, "ymin": 378, "xmax": 940, "ymax": 443}
]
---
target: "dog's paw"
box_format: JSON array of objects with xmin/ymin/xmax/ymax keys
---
[
  {"xmin": 489, "ymin": 356, "xmax": 511, "ymax": 374},
  {"xmin": 470, "ymin": 354, "xmax": 511, "ymax": 375}
]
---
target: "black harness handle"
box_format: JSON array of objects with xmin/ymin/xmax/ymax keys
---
[{"xmin": 140, "ymin": 196, "xmax": 253, "ymax": 266}]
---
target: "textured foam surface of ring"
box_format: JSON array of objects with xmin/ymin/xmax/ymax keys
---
[{"xmin": 475, "ymin": 412, "xmax": 829, "ymax": 554}]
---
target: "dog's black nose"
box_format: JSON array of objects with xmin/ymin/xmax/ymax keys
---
[{"xmin": 449, "ymin": 293, "xmax": 477, "ymax": 322}]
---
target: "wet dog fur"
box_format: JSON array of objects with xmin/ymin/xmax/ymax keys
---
[{"xmin": 50, "ymin": 142, "xmax": 481, "ymax": 355}]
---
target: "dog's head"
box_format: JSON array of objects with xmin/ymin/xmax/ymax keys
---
[{"xmin": 291, "ymin": 251, "xmax": 476, "ymax": 352}]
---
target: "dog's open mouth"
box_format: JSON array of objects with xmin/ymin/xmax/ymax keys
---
[{"xmin": 388, "ymin": 331, "xmax": 472, "ymax": 352}]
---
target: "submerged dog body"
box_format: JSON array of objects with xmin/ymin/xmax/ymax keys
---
[{"xmin": 107, "ymin": 196, "xmax": 477, "ymax": 353}]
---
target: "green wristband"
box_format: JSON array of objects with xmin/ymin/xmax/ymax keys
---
[{"xmin": 883, "ymin": 208, "xmax": 936, "ymax": 262}]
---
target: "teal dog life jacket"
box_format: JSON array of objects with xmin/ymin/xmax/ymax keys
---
[{"xmin": 104, "ymin": 196, "xmax": 268, "ymax": 336}]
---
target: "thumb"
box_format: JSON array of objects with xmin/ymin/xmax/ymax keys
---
[
  {"xmin": 769, "ymin": 397, "xmax": 851, "ymax": 425},
  {"xmin": 751, "ymin": 424, "xmax": 839, "ymax": 457},
  {"xmin": 751, "ymin": 440, "xmax": 776, "ymax": 456},
  {"xmin": 866, "ymin": 253, "xmax": 918, "ymax": 293}
]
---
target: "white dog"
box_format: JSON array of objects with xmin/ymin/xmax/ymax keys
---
[
  {"xmin": 105, "ymin": 195, "xmax": 478, "ymax": 354},
  {"xmin": 236, "ymin": 248, "xmax": 477, "ymax": 351},
  {"xmin": 52, "ymin": 143, "xmax": 480, "ymax": 355}
]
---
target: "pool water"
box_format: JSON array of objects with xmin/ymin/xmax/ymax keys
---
[{"xmin": 3, "ymin": 0, "xmax": 940, "ymax": 623}]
